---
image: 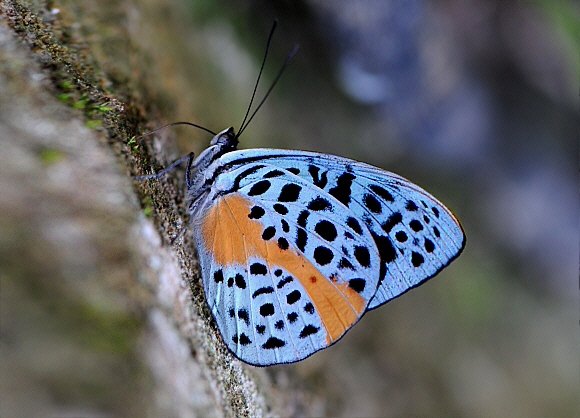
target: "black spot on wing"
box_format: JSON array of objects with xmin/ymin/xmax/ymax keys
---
[
  {"xmin": 277, "ymin": 237, "xmax": 289, "ymax": 250},
  {"xmin": 286, "ymin": 290, "xmax": 301, "ymax": 304},
  {"xmin": 315, "ymin": 220, "xmax": 337, "ymax": 242},
  {"xmin": 248, "ymin": 180, "xmax": 270, "ymax": 196},
  {"xmin": 263, "ymin": 169, "xmax": 285, "ymax": 178},
  {"xmin": 395, "ymin": 231, "xmax": 408, "ymax": 242},
  {"xmin": 232, "ymin": 165, "xmax": 265, "ymax": 191},
  {"xmin": 382, "ymin": 212, "xmax": 402, "ymax": 233},
  {"xmin": 281, "ymin": 219, "xmax": 290, "ymax": 232},
  {"xmin": 369, "ymin": 184, "xmax": 394, "ymax": 202},
  {"xmin": 262, "ymin": 226, "xmax": 275, "ymax": 240},
  {"xmin": 425, "ymin": 238, "xmax": 435, "ymax": 252},
  {"xmin": 354, "ymin": 246, "xmax": 371, "ymax": 267},
  {"xmin": 308, "ymin": 197, "xmax": 332, "ymax": 211},
  {"xmin": 250, "ymin": 263, "xmax": 267, "ymax": 275},
  {"xmin": 296, "ymin": 229, "xmax": 307, "ymax": 252},
  {"xmin": 252, "ymin": 286, "xmax": 274, "ymax": 298},
  {"xmin": 235, "ymin": 274, "xmax": 246, "ymax": 289},
  {"xmin": 363, "ymin": 193, "xmax": 382, "ymax": 213},
  {"xmin": 232, "ymin": 333, "xmax": 251, "ymax": 345},
  {"xmin": 410, "ymin": 220, "xmax": 423, "ymax": 232},
  {"xmin": 238, "ymin": 309, "xmax": 250, "ymax": 325},
  {"xmin": 260, "ymin": 303, "xmax": 275, "ymax": 316},
  {"xmin": 338, "ymin": 257, "xmax": 354, "ymax": 270},
  {"xmin": 262, "ymin": 337, "xmax": 285, "ymax": 349},
  {"xmin": 273, "ymin": 203, "xmax": 288, "ymax": 215},
  {"xmin": 370, "ymin": 230, "xmax": 397, "ymax": 284},
  {"xmin": 347, "ymin": 217, "xmax": 363, "ymax": 235},
  {"xmin": 277, "ymin": 276, "xmax": 293, "ymax": 289},
  {"xmin": 299, "ymin": 325, "xmax": 319, "ymax": 338},
  {"xmin": 406, "ymin": 200, "xmax": 418, "ymax": 211},
  {"xmin": 314, "ymin": 246, "xmax": 334, "ymax": 265},
  {"xmin": 371, "ymin": 232, "xmax": 397, "ymax": 264},
  {"xmin": 214, "ymin": 270, "xmax": 224, "ymax": 283},
  {"xmin": 278, "ymin": 184, "xmax": 301, "ymax": 202},
  {"xmin": 328, "ymin": 172, "xmax": 355, "ymax": 205},
  {"xmin": 297, "ymin": 210, "xmax": 309, "ymax": 227},
  {"xmin": 348, "ymin": 278, "xmax": 366, "ymax": 293},
  {"xmin": 411, "ymin": 251, "xmax": 424, "ymax": 267},
  {"xmin": 308, "ymin": 165, "xmax": 328, "ymax": 188},
  {"xmin": 248, "ymin": 206, "xmax": 265, "ymax": 219}
]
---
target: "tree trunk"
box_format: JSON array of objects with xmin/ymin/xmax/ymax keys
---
[{"xmin": 0, "ymin": 1, "xmax": 318, "ymax": 416}]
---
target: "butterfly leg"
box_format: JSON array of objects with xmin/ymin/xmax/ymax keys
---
[
  {"xmin": 185, "ymin": 152, "xmax": 195, "ymax": 188},
  {"xmin": 170, "ymin": 214, "xmax": 193, "ymax": 245},
  {"xmin": 133, "ymin": 152, "xmax": 195, "ymax": 179}
]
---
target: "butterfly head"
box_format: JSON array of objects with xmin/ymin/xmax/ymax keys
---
[
  {"xmin": 191, "ymin": 127, "xmax": 239, "ymax": 174},
  {"xmin": 184, "ymin": 127, "xmax": 240, "ymax": 210},
  {"xmin": 210, "ymin": 127, "xmax": 238, "ymax": 151}
]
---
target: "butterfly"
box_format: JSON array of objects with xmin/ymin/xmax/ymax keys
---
[{"xmin": 134, "ymin": 23, "xmax": 465, "ymax": 366}]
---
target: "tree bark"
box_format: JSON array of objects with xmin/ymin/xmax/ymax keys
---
[{"xmin": 0, "ymin": 1, "xmax": 318, "ymax": 416}]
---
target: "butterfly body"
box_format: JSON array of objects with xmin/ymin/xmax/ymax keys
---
[{"xmin": 182, "ymin": 127, "xmax": 465, "ymax": 366}]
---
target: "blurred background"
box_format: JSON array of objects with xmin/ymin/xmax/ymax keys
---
[
  {"xmin": 2, "ymin": 0, "xmax": 578, "ymax": 416},
  {"xmin": 137, "ymin": 0, "xmax": 578, "ymax": 415}
]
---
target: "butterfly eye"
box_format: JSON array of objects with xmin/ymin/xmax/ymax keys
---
[{"xmin": 211, "ymin": 127, "xmax": 237, "ymax": 147}]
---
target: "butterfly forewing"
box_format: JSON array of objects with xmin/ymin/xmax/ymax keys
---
[{"xmin": 212, "ymin": 149, "xmax": 466, "ymax": 311}]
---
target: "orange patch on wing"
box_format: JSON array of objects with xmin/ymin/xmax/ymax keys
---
[
  {"xmin": 202, "ymin": 193, "xmax": 367, "ymax": 342},
  {"xmin": 202, "ymin": 193, "xmax": 268, "ymax": 264}
]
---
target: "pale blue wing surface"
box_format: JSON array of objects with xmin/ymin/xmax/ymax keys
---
[
  {"xmin": 193, "ymin": 162, "xmax": 381, "ymax": 365},
  {"xmin": 212, "ymin": 149, "xmax": 465, "ymax": 311}
]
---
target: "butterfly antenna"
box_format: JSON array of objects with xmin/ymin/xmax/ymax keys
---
[
  {"xmin": 238, "ymin": 20, "xmax": 278, "ymax": 136},
  {"xmin": 134, "ymin": 122, "xmax": 216, "ymax": 143},
  {"xmin": 238, "ymin": 43, "xmax": 299, "ymax": 137}
]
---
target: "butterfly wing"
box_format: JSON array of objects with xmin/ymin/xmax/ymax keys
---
[
  {"xmin": 212, "ymin": 149, "xmax": 466, "ymax": 311},
  {"xmin": 193, "ymin": 161, "xmax": 382, "ymax": 365}
]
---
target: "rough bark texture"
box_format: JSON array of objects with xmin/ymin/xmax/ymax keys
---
[{"xmin": 0, "ymin": 1, "xmax": 319, "ymax": 416}]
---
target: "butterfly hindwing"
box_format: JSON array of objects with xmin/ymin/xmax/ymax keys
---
[
  {"xmin": 203, "ymin": 259, "xmax": 329, "ymax": 365},
  {"xmin": 194, "ymin": 162, "xmax": 382, "ymax": 364}
]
